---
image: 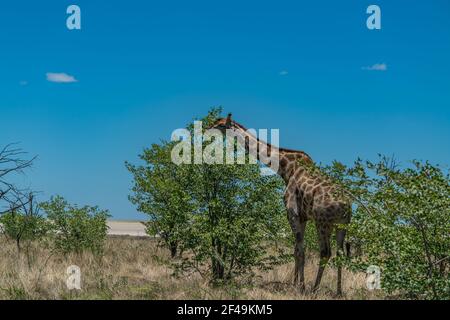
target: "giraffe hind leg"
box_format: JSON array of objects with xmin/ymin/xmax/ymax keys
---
[
  {"xmin": 294, "ymin": 221, "xmax": 307, "ymax": 292},
  {"xmin": 336, "ymin": 228, "xmax": 347, "ymax": 296}
]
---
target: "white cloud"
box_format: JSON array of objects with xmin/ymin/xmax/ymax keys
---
[
  {"xmin": 362, "ymin": 63, "xmax": 387, "ymax": 71},
  {"xmin": 46, "ymin": 72, "xmax": 78, "ymax": 83},
  {"xmin": 279, "ymin": 70, "xmax": 289, "ymax": 76}
]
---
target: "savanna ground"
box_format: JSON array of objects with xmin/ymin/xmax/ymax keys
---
[{"xmin": 0, "ymin": 236, "xmax": 383, "ymax": 300}]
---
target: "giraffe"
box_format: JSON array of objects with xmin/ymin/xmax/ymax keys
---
[{"xmin": 211, "ymin": 114, "xmax": 351, "ymax": 295}]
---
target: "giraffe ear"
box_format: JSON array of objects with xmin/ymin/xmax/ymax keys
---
[{"xmin": 226, "ymin": 113, "xmax": 232, "ymax": 127}]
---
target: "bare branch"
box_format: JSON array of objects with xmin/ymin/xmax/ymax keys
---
[{"xmin": 0, "ymin": 143, "xmax": 36, "ymax": 214}]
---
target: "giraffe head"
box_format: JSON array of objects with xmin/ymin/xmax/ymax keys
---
[{"xmin": 210, "ymin": 113, "xmax": 234, "ymax": 132}]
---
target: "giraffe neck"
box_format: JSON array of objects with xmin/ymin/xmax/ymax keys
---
[{"xmin": 229, "ymin": 123, "xmax": 310, "ymax": 181}]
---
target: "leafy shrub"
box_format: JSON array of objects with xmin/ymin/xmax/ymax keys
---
[
  {"xmin": 127, "ymin": 108, "xmax": 291, "ymax": 281},
  {"xmin": 0, "ymin": 210, "xmax": 48, "ymax": 251},
  {"xmin": 126, "ymin": 142, "xmax": 193, "ymax": 258},
  {"xmin": 40, "ymin": 196, "xmax": 110, "ymax": 256},
  {"xmin": 319, "ymin": 157, "xmax": 450, "ymax": 300},
  {"xmin": 0, "ymin": 193, "xmax": 49, "ymax": 268}
]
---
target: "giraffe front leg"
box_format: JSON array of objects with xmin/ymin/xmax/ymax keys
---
[
  {"xmin": 287, "ymin": 209, "xmax": 306, "ymax": 292},
  {"xmin": 313, "ymin": 224, "xmax": 332, "ymax": 293}
]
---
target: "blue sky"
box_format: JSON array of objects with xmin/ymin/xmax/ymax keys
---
[{"xmin": 1, "ymin": 1, "xmax": 449, "ymax": 219}]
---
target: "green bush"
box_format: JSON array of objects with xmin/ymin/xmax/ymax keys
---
[
  {"xmin": 0, "ymin": 210, "xmax": 48, "ymax": 251},
  {"xmin": 126, "ymin": 141, "xmax": 193, "ymax": 258},
  {"xmin": 0, "ymin": 193, "xmax": 49, "ymax": 268},
  {"xmin": 319, "ymin": 157, "xmax": 450, "ymax": 300},
  {"xmin": 127, "ymin": 108, "xmax": 291, "ymax": 281},
  {"xmin": 40, "ymin": 196, "xmax": 110, "ymax": 256}
]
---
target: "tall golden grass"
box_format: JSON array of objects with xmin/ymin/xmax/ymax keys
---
[{"xmin": 0, "ymin": 237, "xmax": 382, "ymax": 300}]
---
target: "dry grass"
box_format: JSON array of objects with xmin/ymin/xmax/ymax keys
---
[{"xmin": 0, "ymin": 237, "xmax": 383, "ymax": 300}]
